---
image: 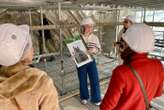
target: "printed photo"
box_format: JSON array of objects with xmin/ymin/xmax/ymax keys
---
[{"xmin": 67, "ymin": 40, "xmax": 93, "ymax": 67}]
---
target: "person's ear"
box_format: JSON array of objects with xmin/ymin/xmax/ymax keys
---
[{"xmin": 119, "ymin": 39, "xmax": 128, "ymax": 53}]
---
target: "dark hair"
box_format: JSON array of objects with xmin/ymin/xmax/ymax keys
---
[
  {"xmin": 129, "ymin": 20, "xmax": 133, "ymax": 24},
  {"xmin": 121, "ymin": 46, "xmax": 136, "ymax": 64}
]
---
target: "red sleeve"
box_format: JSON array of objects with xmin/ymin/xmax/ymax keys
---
[
  {"xmin": 155, "ymin": 62, "xmax": 164, "ymax": 97},
  {"xmin": 163, "ymin": 73, "xmax": 164, "ymax": 94},
  {"xmin": 100, "ymin": 67, "xmax": 126, "ymax": 110}
]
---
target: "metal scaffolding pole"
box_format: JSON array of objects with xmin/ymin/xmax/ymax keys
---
[
  {"xmin": 40, "ymin": 7, "xmax": 48, "ymax": 72},
  {"xmin": 115, "ymin": 9, "xmax": 120, "ymax": 42},
  {"xmin": 97, "ymin": 11, "xmax": 105, "ymax": 64},
  {"xmin": 115, "ymin": 9, "xmax": 120, "ymax": 57},
  {"xmin": 152, "ymin": 9, "xmax": 155, "ymax": 22},
  {"xmin": 143, "ymin": 8, "xmax": 146, "ymax": 22},
  {"xmin": 29, "ymin": 10, "xmax": 32, "ymax": 25},
  {"xmin": 58, "ymin": 2, "xmax": 66, "ymax": 95},
  {"xmin": 28, "ymin": 9, "xmax": 40, "ymax": 64}
]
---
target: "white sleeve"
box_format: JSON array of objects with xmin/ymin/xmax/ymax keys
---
[{"xmin": 94, "ymin": 36, "xmax": 101, "ymax": 50}]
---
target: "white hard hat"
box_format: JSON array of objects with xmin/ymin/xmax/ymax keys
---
[
  {"xmin": 122, "ymin": 23, "xmax": 154, "ymax": 53},
  {"xmin": 124, "ymin": 15, "xmax": 136, "ymax": 23},
  {"xmin": 0, "ymin": 23, "xmax": 32, "ymax": 66},
  {"xmin": 81, "ymin": 17, "xmax": 94, "ymax": 25}
]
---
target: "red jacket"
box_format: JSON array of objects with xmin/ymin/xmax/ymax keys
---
[{"xmin": 100, "ymin": 53, "xmax": 164, "ymax": 110}]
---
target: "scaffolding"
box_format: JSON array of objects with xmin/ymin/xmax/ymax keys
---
[
  {"xmin": 0, "ymin": 2, "xmax": 163, "ymax": 96},
  {"xmin": 16, "ymin": 4, "xmax": 119, "ymax": 95}
]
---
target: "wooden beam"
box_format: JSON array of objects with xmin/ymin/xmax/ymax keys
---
[
  {"xmin": 145, "ymin": 22, "xmax": 164, "ymax": 27},
  {"xmin": 117, "ymin": 22, "xmax": 164, "ymax": 27},
  {"xmin": 30, "ymin": 24, "xmax": 78, "ymax": 30}
]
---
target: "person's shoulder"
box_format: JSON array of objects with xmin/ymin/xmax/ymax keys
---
[
  {"xmin": 114, "ymin": 64, "xmax": 128, "ymax": 71},
  {"xmin": 26, "ymin": 67, "xmax": 52, "ymax": 88},
  {"xmin": 110, "ymin": 64, "xmax": 129, "ymax": 83},
  {"xmin": 90, "ymin": 33, "xmax": 98, "ymax": 38},
  {"xmin": 149, "ymin": 58, "xmax": 163, "ymax": 67},
  {"xmin": 27, "ymin": 67, "xmax": 47, "ymax": 76},
  {"xmin": 113, "ymin": 64, "xmax": 129, "ymax": 76},
  {"xmin": 29, "ymin": 68, "xmax": 55, "ymax": 92},
  {"xmin": 90, "ymin": 34, "xmax": 100, "ymax": 42}
]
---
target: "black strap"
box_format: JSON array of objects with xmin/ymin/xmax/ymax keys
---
[
  {"xmin": 79, "ymin": 34, "xmax": 89, "ymax": 50},
  {"xmin": 79, "ymin": 34, "xmax": 94, "ymax": 59},
  {"xmin": 127, "ymin": 63, "xmax": 150, "ymax": 110}
]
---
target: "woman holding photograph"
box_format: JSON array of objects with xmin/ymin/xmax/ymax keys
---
[{"xmin": 77, "ymin": 17, "xmax": 101, "ymax": 106}]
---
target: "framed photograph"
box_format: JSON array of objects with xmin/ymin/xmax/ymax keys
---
[{"xmin": 65, "ymin": 37, "xmax": 93, "ymax": 67}]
